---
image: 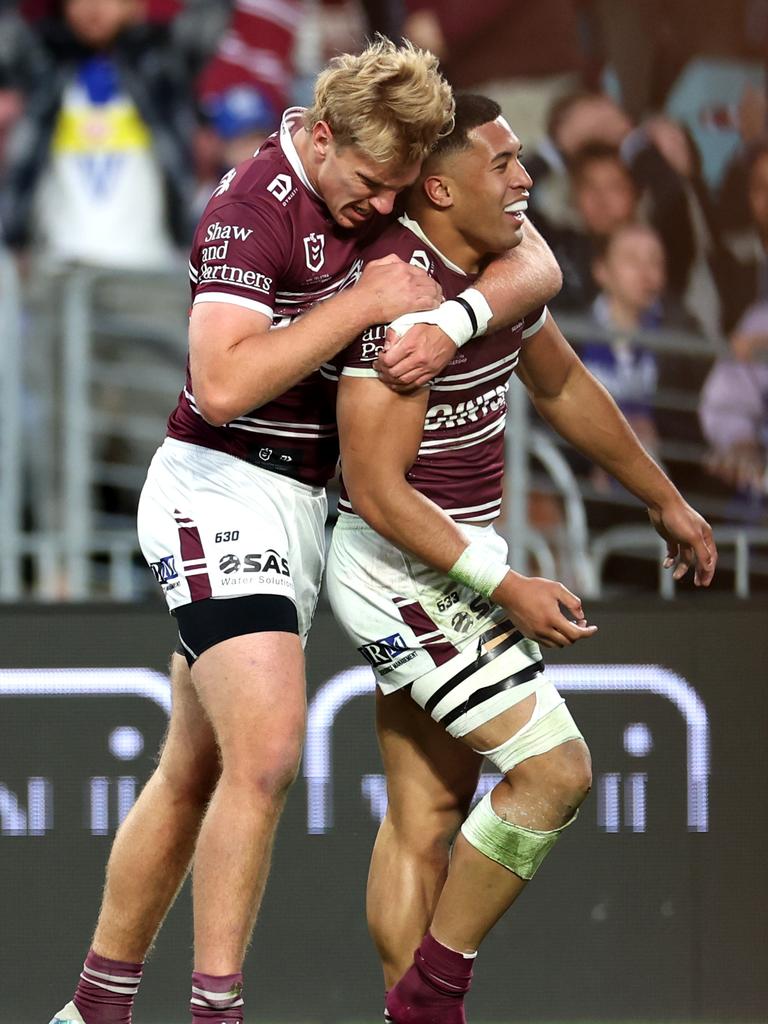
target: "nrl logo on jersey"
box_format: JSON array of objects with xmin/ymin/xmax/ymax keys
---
[{"xmin": 303, "ymin": 233, "xmax": 326, "ymax": 272}]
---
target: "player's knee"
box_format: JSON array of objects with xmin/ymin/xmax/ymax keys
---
[
  {"xmin": 512, "ymin": 739, "xmax": 592, "ymax": 819},
  {"xmin": 226, "ymin": 737, "xmax": 303, "ymax": 800}
]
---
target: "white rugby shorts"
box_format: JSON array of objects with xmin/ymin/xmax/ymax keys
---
[
  {"xmin": 137, "ymin": 439, "xmax": 327, "ymax": 642},
  {"xmin": 326, "ymin": 516, "xmax": 548, "ymax": 737}
]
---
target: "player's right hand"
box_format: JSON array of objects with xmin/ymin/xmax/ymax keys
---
[
  {"xmin": 356, "ymin": 255, "xmax": 442, "ymax": 324},
  {"xmin": 493, "ymin": 572, "xmax": 598, "ymax": 649}
]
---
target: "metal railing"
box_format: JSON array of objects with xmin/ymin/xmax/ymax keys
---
[
  {"xmin": 0, "ymin": 253, "xmax": 23, "ymax": 599},
  {"xmin": 0, "ymin": 266, "xmax": 765, "ymax": 601},
  {"xmin": 0, "ymin": 261, "xmax": 189, "ymax": 600}
]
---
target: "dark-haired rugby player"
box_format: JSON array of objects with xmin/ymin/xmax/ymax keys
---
[{"xmin": 327, "ymin": 94, "xmax": 717, "ymax": 1024}]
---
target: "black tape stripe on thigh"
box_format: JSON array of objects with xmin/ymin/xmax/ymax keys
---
[
  {"xmin": 424, "ymin": 625, "xmax": 523, "ymax": 715},
  {"xmin": 173, "ymin": 594, "xmax": 298, "ymax": 663},
  {"xmin": 438, "ymin": 661, "xmax": 545, "ymax": 730}
]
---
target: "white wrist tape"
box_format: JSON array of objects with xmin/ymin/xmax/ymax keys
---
[
  {"xmin": 448, "ymin": 541, "xmax": 510, "ymax": 599},
  {"xmin": 388, "ymin": 287, "xmax": 494, "ymax": 349}
]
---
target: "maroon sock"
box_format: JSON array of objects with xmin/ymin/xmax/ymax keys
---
[
  {"xmin": 73, "ymin": 949, "xmax": 143, "ymax": 1024},
  {"xmin": 385, "ymin": 932, "xmax": 476, "ymax": 1024},
  {"xmin": 190, "ymin": 972, "xmax": 244, "ymax": 1024}
]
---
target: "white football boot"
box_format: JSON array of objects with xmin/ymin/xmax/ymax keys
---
[{"xmin": 48, "ymin": 1001, "xmax": 86, "ymax": 1024}]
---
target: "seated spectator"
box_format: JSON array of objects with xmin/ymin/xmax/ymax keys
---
[
  {"xmin": 717, "ymin": 142, "xmax": 768, "ymax": 332},
  {"xmin": 1, "ymin": 0, "xmax": 196, "ymax": 269},
  {"xmin": 526, "ymin": 90, "xmax": 634, "ymax": 229},
  {"xmin": 531, "ymin": 93, "xmax": 727, "ymax": 337},
  {"xmin": 578, "ymin": 223, "xmax": 681, "ymax": 486},
  {"xmin": 545, "ymin": 141, "xmax": 639, "ymax": 309},
  {"xmin": 699, "ymin": 302, "xmax": 768, "ymax": 518}
]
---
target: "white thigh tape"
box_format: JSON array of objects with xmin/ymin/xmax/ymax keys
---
[{"xmin": 478, "ymin": 685, "xmax": 582, "ymax": 773}]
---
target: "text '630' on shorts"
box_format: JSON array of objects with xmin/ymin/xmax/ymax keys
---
[
  {"xmin": 326, "ymin": 516, "xmax": 549, "ymax": 738},
  {"xmin": 137, "ymin": 438, "xmax": 327, "ymax": 644}
]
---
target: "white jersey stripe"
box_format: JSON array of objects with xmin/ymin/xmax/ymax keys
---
[
  {"xmin": 193, "ymin": 293, "xmax": 273, "ymax": 319},
  {"xmin": 433, "ymin": 349, "xmax": 519, "ymax": 384},
  {"xmin": 227, "ymin": 422, "xmax": 336, "ymax": 440},
  {"xmin": 432, "ymin": 365, "xmax": 516, "ymax": 392},
  {"xmin": 420, "ymin": 416, "xmax": 505, "ymax": 450},
  {"xmin": 340, "ymin": 366, "xmax": 378, "ymax": 378},
  {"xmin": 182, "ymin": 389, "xmax": 335, "ymax": 434},
  {"xmin": 452, "ymin": 509, "xmax": 500, "ymax": 522},
  {"xmin": 522, "ymin": 307, "xmax": 548, "ymax": 338},
  {"xmin": 443, "ymin": 498, "xmax": 502, "ymax": 514}
]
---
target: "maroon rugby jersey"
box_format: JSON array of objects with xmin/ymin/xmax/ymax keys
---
[
  {"xmin": 167, "ymin": 107, "xmax": 381, "ymax": 486},
  {"xmin": 334, "ymin": 214, "xmax": 546, "ymax": 522}
]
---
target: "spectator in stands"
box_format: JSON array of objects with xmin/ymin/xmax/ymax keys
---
[
  {"xmin": 531, "ymin": 93, "xmax": 726, "ymax": 337},
  {"xmin": 699, "ymin": 302, "xmax": 768, "ymax": 518},
  {"xmin": 526, "ymin": 90, "xmax": 633, "ymax": 229},
  {"xmin": 578, "ymin": 223, "xmax": 675, "ymax": 485},
  {"xmin": 545, "ymin": 142, "xmax": 639, "ymax": 309},
  {"xmin": 1, "ymin": 0, "xmax": 196, "ymax": 268},
  {"xmin": 717, "ymin": 142, "xmax": 768, "ymax": 333}
]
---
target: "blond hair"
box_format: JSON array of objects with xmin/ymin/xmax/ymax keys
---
[{"xmin": 304, "ymin": 37, "xmax": 454, "ymax": 166}]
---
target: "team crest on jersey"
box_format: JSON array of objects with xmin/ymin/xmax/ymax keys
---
[
  {"xmin": 410, "ymin": 249, "xmax": 431, "ymax": 272},
  {"xmin": 303, "ymin": 233, "xmax": 326, "ymax": 272}
]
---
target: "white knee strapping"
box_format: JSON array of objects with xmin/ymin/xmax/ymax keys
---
[
  {"xmin": 477, "ymin": 684, "xmax": 582, "ymax": 774},
  {"xmin": 461, "ymin": 791, "xmax": 577, "ymax": 880}
]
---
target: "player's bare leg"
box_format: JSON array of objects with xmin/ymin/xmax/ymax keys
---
[
  {"xmin": 189, "ymin": 631, "xmax": 306, "ymax": 976},
  {"xmin": 368, "ymin": 688, "xmax": 482, "ymax": 989},
  {"xmin": 386, "ymin": 694, "xmax": 592, "ymax": 1024},
  {"xmin": 53, "ymin": 655, "xmax": 219, "ymax": 1024},
  {"xmin": 430, "ymin": 725, "xmax": 592, "ymax": 951},
  {"xmin": 92, "ymin": 655, "xmax": 219, "ymax": 960}
]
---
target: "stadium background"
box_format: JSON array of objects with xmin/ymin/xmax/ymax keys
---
[
  {"xmin": 1, "ymin": 598, "xmax": 766, "ymax": 1024},
  {"xmin": 2, "ymin": 1, "xmax": 768, "ymax": 1021}
]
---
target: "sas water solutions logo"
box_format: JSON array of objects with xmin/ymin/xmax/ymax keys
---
[{"xmin": 218, "ymin": 550, "xmax": 291, "ymax": 586}]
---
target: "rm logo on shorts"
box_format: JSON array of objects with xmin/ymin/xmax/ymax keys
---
[
  {"xmin": 150, "ymin": 555, "xmax": 178, "ymax": 585},
  {"xmin": 359, "ymin": 633, "xmax": 409, "ymax": 667}
]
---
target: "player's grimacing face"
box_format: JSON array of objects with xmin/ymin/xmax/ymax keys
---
[
  {"xmin": 447, "ymin": 119, "xmax": 532, "ymax": 254},
  {"xmin": 315, "ymin": 137, "xmax": 422, "ymax": 230}
]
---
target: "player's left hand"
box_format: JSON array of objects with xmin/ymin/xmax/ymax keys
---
[
  {"xmin": 374, "ymin": 320, "xmax": 458, "ymax": 390},
  {"xmin": 648, "ymin": 499, "xmax": 718, "ymax": 586}
]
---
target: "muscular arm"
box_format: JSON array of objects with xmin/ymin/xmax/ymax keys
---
[
  {"xmin": 337, "ymin": 376, "xmax": 468, "ymax": 569},
  {"xmin": 375, "ymin": 219, "xmax": 562, "ymax": 387},
  {"xmin": 517, "ymin": 315, "xmax": 717, "ymax": 584},
  {"xmin": 338, "ymin": 373, "xmax": 596, "ymax": 646},
  {"xmin": 190, "ymin": 256, "xmax": 441, "ymax": 425}
]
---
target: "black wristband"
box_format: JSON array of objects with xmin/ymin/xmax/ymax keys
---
[{"xmin": 453, "ymin": 296, "xmax": 478, "ymax": 337}]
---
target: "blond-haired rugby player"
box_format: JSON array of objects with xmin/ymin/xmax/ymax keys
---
[{"xmin": 47, "ymin": 39, "xmax": 564, "ymax": 1024}]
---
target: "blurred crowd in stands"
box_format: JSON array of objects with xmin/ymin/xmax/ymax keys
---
[{"xmin": 0, "ymin": 0, "xmax": 766, "ymax": 554}]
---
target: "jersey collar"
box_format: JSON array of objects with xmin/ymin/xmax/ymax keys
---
[
  {"xmin": 398, "ymin": 214, "xmax": 467, "ymax": 276},
  {"xmin": 279, "ymin": 107, "xmax": 322, "ymax": 200}
]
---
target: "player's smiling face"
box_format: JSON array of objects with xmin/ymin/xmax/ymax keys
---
[
  {"xmin": 310, "ymin": 122, "xmax": 421, "ymax": 229},
  {"xmin": 446, "ymin": 118, "xmax": 532, "ymax": 255}
]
